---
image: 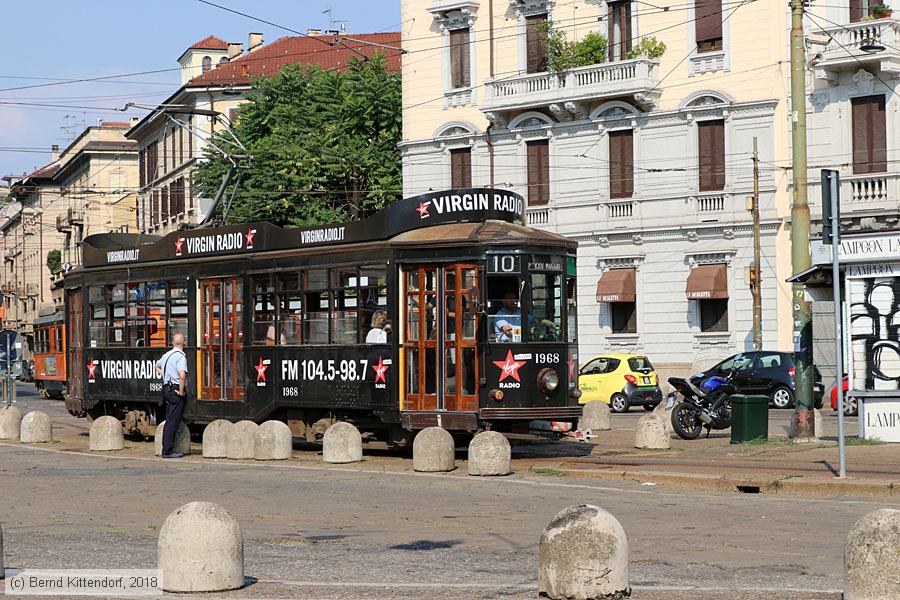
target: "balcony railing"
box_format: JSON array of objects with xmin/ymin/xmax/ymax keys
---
[
  {"xmin": 696, "ymin": 193, "xmax": 726, "ymax": 214},
  {"xmin": 56, "ymin": 207, "xmax": 83, "ymax": 232},
  {"xmin": 809, "ymin": 171, "xmax": 899, "ymax": 213},
  {"xmin": 26, "ymin": 283, "xmax": 39, "ymax": 297},
  {"xmin": 526, "ymin": 207, "xmax": 550, "ymax": 226},
  {"xmin": 607, "ymin": 201, "xmax": 635, "ymax": 219},
  {"xmin": 482, "ymin": 58, "xmax": 660, "ymax": 114},
  {"xmin": 815, "ymin": 18, "xmax": 900, "ymax": 73}
]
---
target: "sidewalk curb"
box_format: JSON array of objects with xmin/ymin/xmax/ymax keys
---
[{"xmin": 537, "ymin": 464, "xmax": 899, "ymax": 497}]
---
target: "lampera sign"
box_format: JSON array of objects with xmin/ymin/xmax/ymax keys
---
[{"xmin": 860, "ymin": 398, "xmax": 900, "ymax": 443}]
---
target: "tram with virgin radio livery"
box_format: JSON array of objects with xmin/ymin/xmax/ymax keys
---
[{"xmin": 63, "ymin": 188, "xmax": 581, "ymax": 443}]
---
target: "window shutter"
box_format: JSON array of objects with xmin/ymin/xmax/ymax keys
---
[
  {"xmin": 527, "ymin": 140, "xmax": 550, "ymax": 206},
  {"xmin": 450, "ymin": 148, "xmax": 472, "ymax": 188},
  {"xmin": 695, "ymin": 0, "xmax": 723, "ymax": 44},
  {"xmin": 852, "ymin": 96, "xmax": 886, "ymax": 174},
  {"xmin": 852, "ymin": 97, "xmax": 871, "ymax": 174},
  {"xmin": 871, "ymin": 96, "xmax": 887, "ymax": 173},
  {"xmin": 449, "ymin": 28, "xmax": 471, "ymax": 88},
  {"xmin": 698, "ymin": 120, "xmax": 725, "ymax": 191},
  {"xmin": 608, "ymin": 1, "xmax": 633, "ymax": 62},
  {"xmin": 850, "ymin": 0, "xmax": 865, "ymax": 22},
  {"xmin": 161, "ymin": 187, "xmax": 169, "ymax": 222},
  {"xmin": 139, "ymin": 150, "xmax": 146, "ymax": 188},
  {"xmin": 526, "ymin": 14, "xmax": 548, "ymax": 74},
  {"xmin": 609, "ymin": 130, "xmax": 634, "ymax": 199}
]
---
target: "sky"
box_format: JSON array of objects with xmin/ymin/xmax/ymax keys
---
[{"xmin": 1, "ymin": 0, "xmax": 401, "ymax": 178}]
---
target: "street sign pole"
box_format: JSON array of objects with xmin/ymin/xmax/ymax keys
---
[{"xmin": 822, "ymin": 169, "xmax": 845, "ymax": 478}]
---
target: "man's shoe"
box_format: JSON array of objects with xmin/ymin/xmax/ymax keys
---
[{"xmin": 161, "ymin": 452, "xmax": 185, "ymax": 459}]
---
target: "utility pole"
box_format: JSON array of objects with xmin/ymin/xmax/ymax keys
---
[
  {"xmin": 751, "ymin": 137, "xmax": 762, "ymax": 351},
  {"xmin": 789, "ymin": 0, "xmax": 815, "ymax": 438}
]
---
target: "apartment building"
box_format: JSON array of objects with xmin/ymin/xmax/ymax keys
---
[{"xmin": 129, "ymin": 31, "xmax": 402, "ymax": 235}]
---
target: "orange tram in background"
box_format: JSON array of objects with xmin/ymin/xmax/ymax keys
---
[
  {"xmin": 33, "ymin": 307, "xmax": 66, "ymax": 399},
  {"xmin": 56, "ymin": 188, "xmax": 582, "ymax": 443}
]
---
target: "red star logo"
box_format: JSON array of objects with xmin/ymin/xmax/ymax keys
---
[
  {"xmin": 245, "ymin": 229, "xmax": 256, "ymax": 248},
  {"xmin": 254, "ymin": 357, "xmax": 268, "ymax": 382},
  {"xmin": 493, "ymin": 350, "xmax": 526, "ymax": 383},
  {"xmin": 372, "ymin": 356, "xmax": 389, "ymax": 383},
  {"xmin": 174, "ymin": 237, "xmax": 185, "ymax": 254},
  {"xmin": 87, "ymin": 362, "xmax": 97, "ymax": 379},
  {"xmin": 416, "ymin": 201, "xmax": 431, "ymax": 219}
]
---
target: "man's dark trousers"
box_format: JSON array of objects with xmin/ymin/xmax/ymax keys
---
[{"xmin": 162, "ymin": 384, "xmax": 186, "ymax": 455}]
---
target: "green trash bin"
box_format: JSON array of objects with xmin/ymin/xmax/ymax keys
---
[{"xmin": 730, "ymin": 394, "xmax": 769, "ymax": 443}]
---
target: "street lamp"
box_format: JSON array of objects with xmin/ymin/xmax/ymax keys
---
[{"xmin": 859, "ymin": 37, "xmax": 886, "ymax": 53}]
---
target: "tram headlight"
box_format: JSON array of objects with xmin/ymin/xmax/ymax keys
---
[
  {"xmin": 489, "ymin": 388, "xmax": 504, "ymax": 402},
  {"xmin": 537, "ymin": 368, "xmax": 560, "ymax": 394}
]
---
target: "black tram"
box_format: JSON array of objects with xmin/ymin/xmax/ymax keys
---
[{"xmin": 64, "ymin": 188, "xmax": 581, "ymax": 442}]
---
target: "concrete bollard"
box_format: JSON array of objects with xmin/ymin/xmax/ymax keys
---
[
  {"xmin": 844, "ymin": 508, "xmax": 900, "ymax": 600},
  {"xmin": 254, "ymin": 421, "xmax": 292, "ymax": 461},
  {"xmin": 89, "ymin": 416, "xmax": 125, "ymax": 451},
  {"xmin": 226, "ymin": 421, "xmax": 259, "ymax": 460},
  {"xmin": 814, "ymin": 408, "xmax": 824, "ymax": 438},
  {"xmin": 154, "ymin": 421, "xmax": 191, "ymax": 457},
  {"xmin": 653, "ymin": 400, "xmax": 675, "ymax": 435},
  {"xmin": 19, "ymin": 411, "xmax": 52, "ymax": 443},
  {"xmin": 158, "ymin": 501, "xmax": 243, "ymax": 592},
  {"xmin": 467, "ymin": 431, "xmax": 511, "ymax": 476},
  {"xmin": 634, "ymin": 413, "xmax": 670, "ymax": 449},
  {"xmin": 0, "ymin": 405, "xmax": 22, "ymax": 440},
  {"xmin": 202, "ymin": 420, "xmax": 233, "ymax": 459},
  {"xmin": 578, "ymin": 401, "xmax": 611, "ymax": 432},
  {"xmin": 412, "ymin": 427, "xmax": 455, "ymax": 472},
  {"xmin": 539, "ymin": 504, "xmax": 629, "ymax": 600},
  {"xmin": 322, "ymin": 421, "xmax": 363, "ymax": 464}
]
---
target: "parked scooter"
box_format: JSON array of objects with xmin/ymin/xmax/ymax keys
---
[{"xmin": 665, "ymin": 371, "xmax": 736, "ymax": 439}]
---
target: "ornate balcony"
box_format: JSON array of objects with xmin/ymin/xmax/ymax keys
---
[
  {"xmin": 481, "ymin": 58, "xmax": 660, "ymax": 122},
  {"xmin": 56, "ymin": 207, "xmax": 84, "ymax": 232},
  {"xmin": 809, "ymin": 171, "xmax": 900, "ymax": 215},
  {"xmin": 813, "ymin": 18, "xmax": 900, "ymax": 78}
]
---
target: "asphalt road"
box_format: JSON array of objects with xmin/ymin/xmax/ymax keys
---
[{"xmin": 0, "ymin": 384, "xmax": 895, "ymax": 599}]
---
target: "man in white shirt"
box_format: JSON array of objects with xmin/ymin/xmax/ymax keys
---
[{"xmin": 155, "ymin": 333, "xmax": 188, "ymax": 458}]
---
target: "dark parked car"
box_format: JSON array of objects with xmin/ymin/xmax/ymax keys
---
[{"xmin": 691, "ymin": 351, "xmax": 825, "ymax": 409}]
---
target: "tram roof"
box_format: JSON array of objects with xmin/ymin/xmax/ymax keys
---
[{"xmin": 80, "ymin": 188, "xmax": 573, "ymax": 269}]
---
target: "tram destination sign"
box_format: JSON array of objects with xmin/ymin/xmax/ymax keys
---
[{"xmin": 83, "ymin": 188, "xmax": 526, "ymax": 268}]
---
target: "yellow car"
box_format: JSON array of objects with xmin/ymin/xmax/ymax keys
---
[{"xmin": 578, "ymin": 353, "xmax": 662, "ymax": 413}]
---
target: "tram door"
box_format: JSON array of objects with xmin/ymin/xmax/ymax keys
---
[
  {"xmin": 199, "ymin": 278, "xmax": 244, "ymax": 401},
  {"xmin": 403, "ymin": 264, "xmax": 479, "ymax": 412}
]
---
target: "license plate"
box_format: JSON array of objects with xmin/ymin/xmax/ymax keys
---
[
  {"xmin": 665, "ymin": 396, "xmax": 676, "ymax": 409},
  {"xmin": 643, "ymin": 376, "xmax": 652, "ymax": 384}
]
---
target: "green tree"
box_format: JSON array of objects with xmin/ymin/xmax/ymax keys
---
[
  {"xmin": 46, "ymin": 249, "xmax": 61, "ymax": 273},
  {"xmin": 194, "ymin": 55, "xmax": 402, "ymax": 227}
]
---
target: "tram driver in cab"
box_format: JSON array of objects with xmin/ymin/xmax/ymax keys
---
[{"xmin": 490, "ymin": 288, "xmax": 561, "ymax": 343}]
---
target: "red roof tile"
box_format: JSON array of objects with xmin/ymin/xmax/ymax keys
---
[
  {"xmin": 99, "ymin": 121, "xmax": 130, "ymax": 127},
  {"xmin": 187, "ymin": 32, "xmax": 401, "ymax": 87},
  {"xmin": 189, "ymin": 35, "xmax": 229, "ymax": 50}
]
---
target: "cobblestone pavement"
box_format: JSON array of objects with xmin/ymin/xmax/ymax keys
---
[{"xmin": 1, "ymin": 388, "xmax": 895, "ymax": 599}]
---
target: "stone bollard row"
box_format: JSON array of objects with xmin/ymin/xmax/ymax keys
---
[
  {"xmin": 89, "ymin": 416, "xmax": 125, "ymax": 451},
  {"xmin": 467, "ymin": 431, "xmax": 511, "ymax": 476},
  {"xmin": 158, "ymin": 501, "xmax": 243, "ymax": 592},
  {"xmin": 578, "ymin": 400, "xmax": 611, "ymax": 432},
  {"xmin": 539, "ymin": 504, "xmax": 629, "ymax": 600},
  {"xmin": 634, "ymin": 413, "xmax": 670, "ymax": 449},
  {"xmin": 202, "ymin": 420, "xmax": 233, "ymax": 458},
  {"xmin": 323, "ymin": 422, "xmax": 362, "ymax": 464},
  {"xmin": 154, "ymin": 421, "xmax": 191, "ymax": 457},
  {"xmin": 412, "ymin": 427, "xmax": 455, "ymax": 472},
  {"xmin": 0, "ymin": 405, "xmax": 22, "ymax": 440},
  {"xmin": 254, "ymin": 420, "xmax": 292, "ymax": 461},
  {"xmin": 20, "ymin": 411, "xmax": 52, "ymax": 444},
  {"xmin": 226, "ymin": 421, "xmax": 258, "ymax": 460},
  {"xmin": 845, "ymin": 508, "xmax": 900, "ymax": 600}
]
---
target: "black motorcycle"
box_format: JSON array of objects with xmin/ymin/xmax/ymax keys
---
[{"xmin": 666, "ymin": 371, "xmax": 736, "ymax": 440}]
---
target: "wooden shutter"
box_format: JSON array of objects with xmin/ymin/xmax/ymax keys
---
[
  {"xmin": 527, "ymin": 140, "xmax": 550, "ymax": 206},
  {"xmin": 852, "ymin": 95, "xmax": 887, "ymax": 174},
  {"xmin": 609, "ymin": 130, "xmax": 634, "ymax": 199},
  {"xmin": 526, "ymin": 14, "xmax": 548, "ymax": 74},
  {"xmin": 608, "ymin": 1, "xmax": 633, "ymax": 62},
  {"xmin": 695, "ymin": 0, "xmax": 723, "ymax": 47},
  {"xmin": 139, "ymin": 150, "xmax": 146, "ymax": 188},
  {"xmin": 450, "ymin": 148, "xmax": 472, "ymax": 188},
  {"xmin": 161, "ymin": 187, "xmax": 169, "ymax": 222},
  {"xmin": 850, "ymin": 0, "xmax": 866, "ymax": 22},
  {"xmin": 449, "ymin": 28, "xmax": 471, "ymax": 88},
  {"xmin": 151, "ymin": 190, "xmax": 159, "ymax": 225},
  {"xmin": 698, "ymin": 120, "xmax": 725, "ymax": 191}
]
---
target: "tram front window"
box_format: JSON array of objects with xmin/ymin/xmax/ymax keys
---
[
  {"xmin": 488, "ymin": 276, "xmax": 522, "ymax": 343},
  {"xmin": 530, "ymin": 273, "xmax": 562, "ymax": 342}
]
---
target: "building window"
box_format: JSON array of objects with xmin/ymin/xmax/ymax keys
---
[
  {"xmin": 699, "ymin": 298, "xmax": 728, "ymax": 332},
  {"xmin": 526, "ymin": 139, "xmax": 550, "ymax": 206},
  {"xmin": 145, "ymin": 141, "xmax": 158, "ymax": 184},
  {"xmin": 161, "ymin": 187, "xmax": 169, "ymax": 222},
  {"xmin": 695, "ymin": 0, "xmax": 723, "ymax": 53},
  {"xmin": 202, "ymin": 56, "xmax": 212, "ymax": 73},
  {"xmin": 849, "ymin": 0, "xmax": 881, "ymax": 22},
  {"xmin": 609, "ymin": 130, "xmax": 634, "ymax": 199},
  {"xmin": 449, "ymin": 28, "xmax": 471, "ymax": 89},
  {"xmin": 852, "ymin": 95, "xmax": 887, "ymax": 175},
  {"xmin": 698, "ymin": 119, "xmax": 725, "ymax": 191},
  {"xmin": 526, "ymin": 13, "xmax": 548, "ymax": 73},
  {"xmin": 139, "ymin": 150, "xmax": 146, "ymax": 188},
  {"xmin": 611, "ymin": 302, "xmax": 637, "ymax": 334},
  {"xmin": 608, "ymin": 1, "xmax": 633, "ymax": 62},
  {"xmin": 450, "ymin": 147, "xmax": 472, "ymax": 188}
]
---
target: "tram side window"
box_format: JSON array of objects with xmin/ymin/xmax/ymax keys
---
[
  {"xmin": 488, "ymin": 275, "xmax": 523, "ymax": 343},
  {"xmin": 147, "ymin": 282, "xmax": 167, "ymax": 347},
  {"xmin": 252, "ymin": 275, "xmax": 277, "ymax": 345},
  {"xmin": 88, "ymin": 287, "xmax": 107, "ymax": 347},
  {"xmin": 304, "ymin": 270, "xmax": 330, "ymax": 344},
  {"xmin": 168, "ymin": 281, "xmax": 189, "ymax": 344},
  {"xmin": 566, "ymin": 276, "xmax": 577, "ymax": 343},
  {"xmin": 530, "ymin": 273, "xmax": 562, "ymax": 342},
  {"xmin": 332, "ymin": 268, "xmax": 359, "ymax": 344},
  {"xmin": 127, "ymin": 283, "xmax": 147, "ymax": 347},
  {"xmin": 278, "ymin": 272, "xmax": 302, "ymax": 345},
  {"xmin": 360, "ymin": 268, "xmax": 389, "ymax": 344},
  {"xmin": 107, "ymin": 284, "xmax": 127, "ymax": 346},
  {"xmin": 55, "ymin": 325, "xmax": 63, "ymax": 352}
]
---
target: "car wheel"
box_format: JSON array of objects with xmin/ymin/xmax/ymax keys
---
[
  {"xmin": 843, "ymin": 396, "xmax": 858, "ymax": 417},
  {"xmin": 770, "ymin": 386, "xmax": 793, "ymax": 409},
  {"xmin": 610, "ymin": 393, "xmax": 629, "ymax": 413}
]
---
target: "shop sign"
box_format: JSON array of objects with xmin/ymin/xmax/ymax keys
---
[{"xmin": 860, "ymin": 398, "xmax": 900, "ymax": 443}]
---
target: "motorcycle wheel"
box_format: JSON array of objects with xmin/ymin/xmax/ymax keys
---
[{"xmin": 672, "ymin": 403, "xmax": 703, "ymax": 440}]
